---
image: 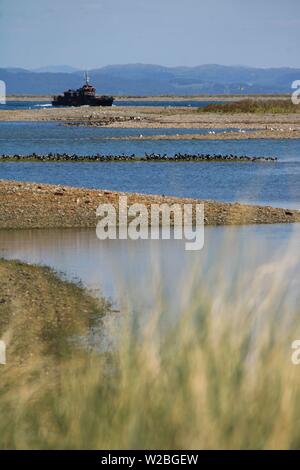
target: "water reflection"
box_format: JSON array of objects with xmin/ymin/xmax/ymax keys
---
[{"xmin": 1, "ymin": 224, "xmax": 299, "ymax": 310}]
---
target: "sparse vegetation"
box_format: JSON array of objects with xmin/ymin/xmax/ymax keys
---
[{"xmin": 199, "ymin": 99, "xmax": 300, "ymax": 114}]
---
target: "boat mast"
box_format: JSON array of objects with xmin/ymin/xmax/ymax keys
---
[{"xmin": 85, "ymin": 71, "xmax": 90, "ymax": 85}]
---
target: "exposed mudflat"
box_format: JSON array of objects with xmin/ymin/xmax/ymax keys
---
[{"xmin": 1, "ymin": 104, "xmax": 300, "ymax": 139}]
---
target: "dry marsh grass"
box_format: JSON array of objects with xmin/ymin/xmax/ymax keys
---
[
  {"xmin": 199, "ymin": 99, "xmax": 300, "ymax": 114},
  {"xmin": 0, "ymin": 244, "xmax": 300, "ymax": 450}
]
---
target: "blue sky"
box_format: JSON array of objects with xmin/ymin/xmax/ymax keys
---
[{"xmin": 1, "ymin": 0, "xmax": 300, "ymax": 69}]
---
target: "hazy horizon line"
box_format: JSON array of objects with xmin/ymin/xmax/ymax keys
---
[{"xmin": 2, "ymin": 63, "xmax": 300, "ymax": 72}]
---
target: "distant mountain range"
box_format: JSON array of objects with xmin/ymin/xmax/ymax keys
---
[
  {"xmin": 1, "ymin": 64, "xmax": 299, "ymax": 95},
  {"xmin": 31, "ymin": 65, "xmax": 80, "ymax": 74}
]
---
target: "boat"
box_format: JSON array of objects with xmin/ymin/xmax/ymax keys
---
[{"xmin": 52, "ymin": 72, "xmax": 114, "ymax": 107}]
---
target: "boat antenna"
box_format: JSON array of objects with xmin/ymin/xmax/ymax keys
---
[{"xmin": 84, "ymin": 71, "xmax": 90, "ymax": 85}]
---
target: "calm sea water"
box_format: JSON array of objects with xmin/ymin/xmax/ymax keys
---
[
  {"xmin": 0, "ymin": 122, "xmax": 248, "ymax": 153},
  {"xmin": 0, "ymin": 225, "xmax": 299, "ymax": 307},
  {"xmin": 1, "ymin": 100, "xmax": 224, "ymax": 110},
  {"xmin": 0, "ymin": 122, "xmax": 299, "ymax": 208}
]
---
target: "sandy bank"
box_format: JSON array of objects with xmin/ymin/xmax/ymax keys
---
[
  {"xmin": 95, "ymin": 130, "xmax": 300, "ymax": 140},
  {"xmin": 1, "ymin": 105, "xmax": 300, "ymax": 139},
  {"xmin": 0, "ymin": 258, "xmax": 108, "ymax": 367},
  {"xmin": 0, "ymin": 180, "xmax": 299, "ymax": 229},
  {"xmin": 6, "ymin": 94, "xmax": 290, "ymax": 102}
]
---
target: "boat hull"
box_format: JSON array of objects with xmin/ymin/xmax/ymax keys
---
[{"xmin": 52, "ymin": 96, "xmax": 114, "ymax": 107}]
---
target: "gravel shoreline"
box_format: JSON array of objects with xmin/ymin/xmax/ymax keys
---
[
  {"xmin": 5, "ymin": 94, "xmax": 290, "ymax": 102},
  {"xmin": 1, "ymin": 180, "xmax": 299, "ymax": 229}
]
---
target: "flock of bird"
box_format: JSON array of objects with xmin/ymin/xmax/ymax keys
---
[{"xmin": 0, "ymin": 152, "xmax": 278, "ymax": 162}]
